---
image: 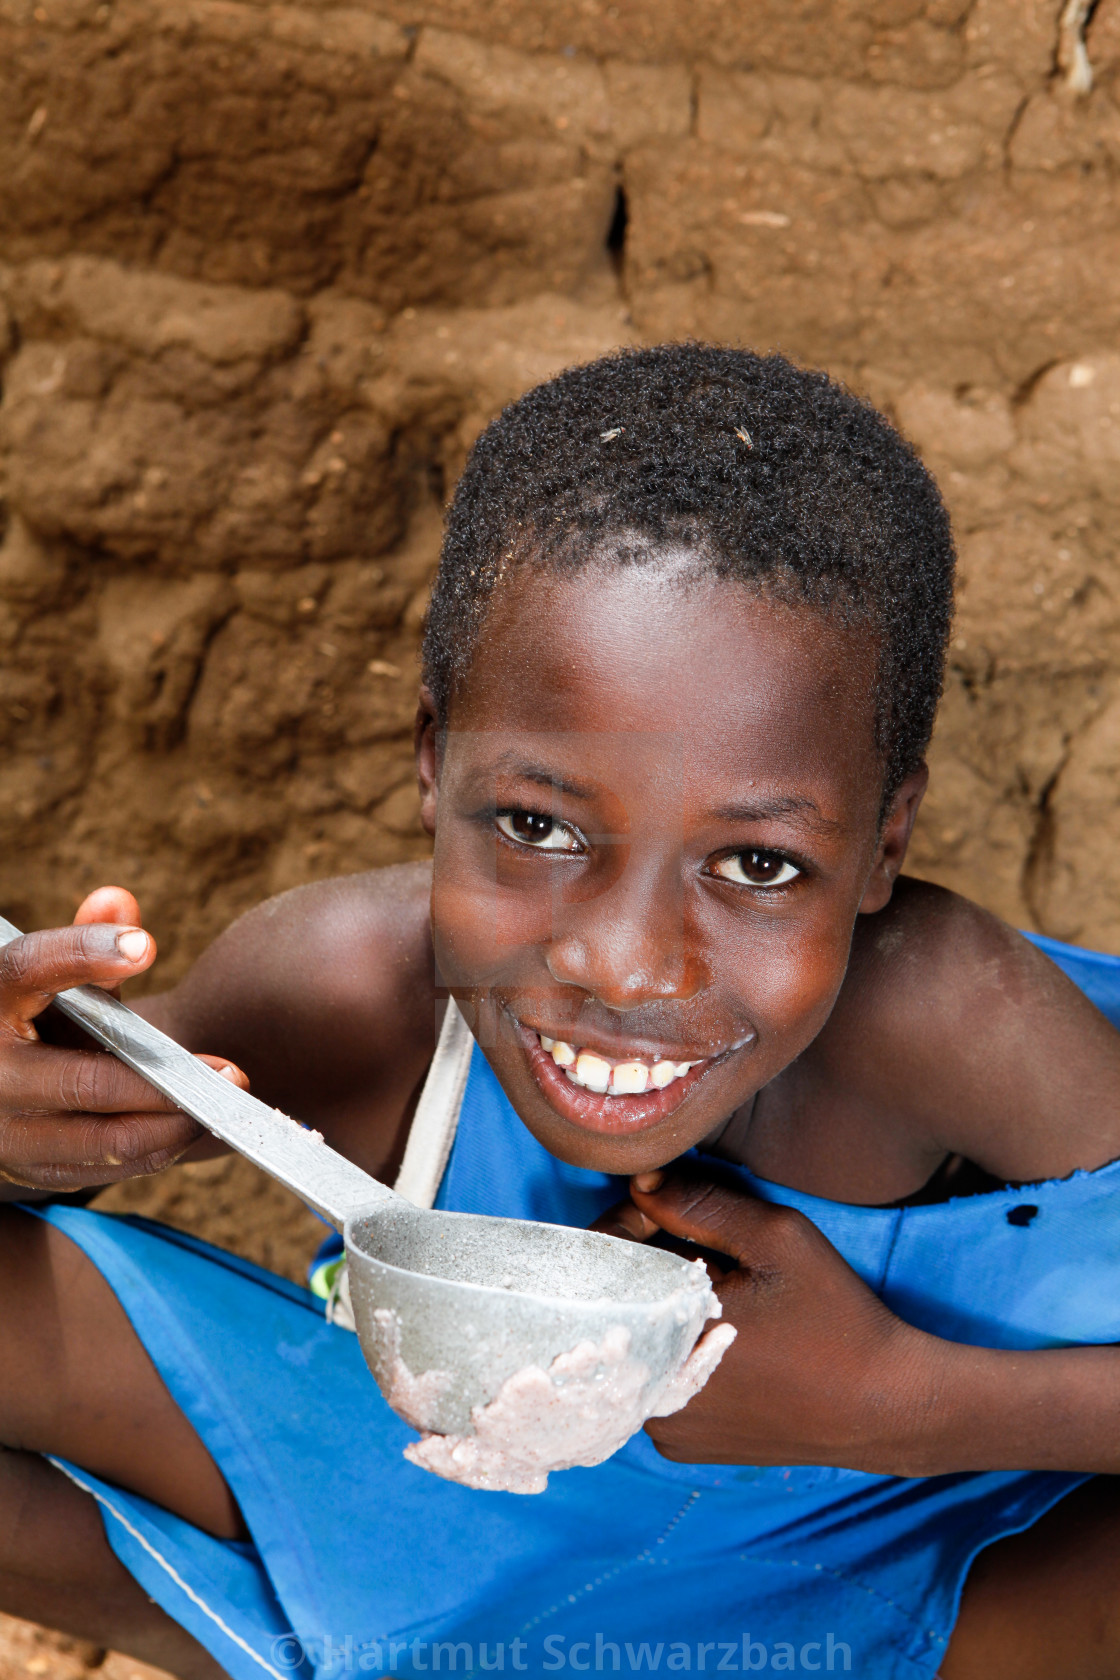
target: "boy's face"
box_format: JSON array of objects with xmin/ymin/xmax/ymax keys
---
[{"xmin": 418, "ymin": 561, "xmax": 925, "ymax": 1175}]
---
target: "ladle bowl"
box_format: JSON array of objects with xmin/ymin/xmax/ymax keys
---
[{"xmin": 347, "ymin": 1201, "xmax": 714, "ymax": 1434}]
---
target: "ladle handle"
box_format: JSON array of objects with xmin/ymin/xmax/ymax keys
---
[{"xmin": 0, "ymin": 916, "xmax": 395, "ymax": 1230}]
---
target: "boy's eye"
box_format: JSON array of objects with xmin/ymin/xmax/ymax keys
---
[
  {"xmin": 496, "ymin": 810, "xmax": 582, "ymax": 852},
  {"xmin": 711, "ymin": 849, "xmax": 801, "ymax": 888}
]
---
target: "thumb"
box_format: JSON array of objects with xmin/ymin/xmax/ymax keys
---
[
  {"xmin": 631, "ymin": 1169, "xmax": 781, "ymax": 1268},
  {"xmin": 72, "ymin": 885, "xmax": 152, "ymax": 998}
]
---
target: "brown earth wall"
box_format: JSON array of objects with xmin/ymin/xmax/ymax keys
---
[{"xmin": 1, "ymin": 0, "xmax": 1120, "ymax": 1302}]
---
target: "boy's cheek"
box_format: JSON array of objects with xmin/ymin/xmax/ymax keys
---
[
  {"xmin": 432, "ymin": 838, "xmax": 620, "ymax": 970},
  {"xmin": 723, "ymin": 914, "xmax": 853, "ymax": 1043},
  {"xmin": 430, "ymin": 861, "xmax": 553, "ymax": 983},
  {"xmin": 433, "ymin": 840, "xmax": 574, "ymax": 994}
]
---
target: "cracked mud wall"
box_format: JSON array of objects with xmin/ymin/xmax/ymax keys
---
[{"xmin": 3, "ymin": 0, "xmax": 1120, "ymax": 1275}]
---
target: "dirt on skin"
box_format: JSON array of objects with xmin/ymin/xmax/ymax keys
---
[{"xmin": 0, "ymin": 1, "xmax": 1118, "ymax": 1326}]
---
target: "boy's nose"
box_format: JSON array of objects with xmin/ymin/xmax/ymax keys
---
[{"xmin": 543, "ymin": 872, "xmax": 707, "ymax": 1009}]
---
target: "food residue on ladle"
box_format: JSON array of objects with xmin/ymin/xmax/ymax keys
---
[{"xmin": 374, "ymin": 1305, "xmax": 736, "ymax": 1494}]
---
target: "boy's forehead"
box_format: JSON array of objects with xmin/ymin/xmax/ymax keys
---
[
  {"xmin": 448, "ymin": 565, "xmax": 883, "ymax": 813},
  {"xmin": 460, "ymin": 568, "xmax": 873, "ymax": 738}
]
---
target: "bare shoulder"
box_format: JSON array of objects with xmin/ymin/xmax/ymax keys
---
[
  {"xmin": 830, "ymin": 876, "xmax": 1120, "ymax": 1182},
  {"xmin": 146, "ymin": 862, "xmax": 437, "ymax": 1145}
]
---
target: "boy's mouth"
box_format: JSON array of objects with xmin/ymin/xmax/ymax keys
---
[
  {"xmin": 538, "ymin": 1034, "xmax": 698, "ymax": 1095},
  {"xmin": 508, "ymin": 1013, "xmax": 752, "ymax": 1135}
]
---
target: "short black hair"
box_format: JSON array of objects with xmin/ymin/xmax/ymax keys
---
[{"xmin": 423, "ymin": 344, "xmax": 954, "ymax": 806}]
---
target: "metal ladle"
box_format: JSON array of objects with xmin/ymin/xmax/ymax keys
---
[{"xmin": 0, "ymin": 917, "xmax": 717, "ymax": 1440}]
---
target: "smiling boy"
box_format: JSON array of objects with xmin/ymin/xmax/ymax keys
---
[{"xmin": 4, "ymin": 346, "xmax": 1120, "ymax": 1678}]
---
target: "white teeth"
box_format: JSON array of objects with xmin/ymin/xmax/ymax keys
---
[
  {"xmin": 573, "ymin": 1052, "xmax": 612, "ymax": 1093},
  {"xmin": 539, "ymin": 1032, "xmax": 700, "ymax": 1096},
  {"xmin": 610, "ymin": 1061, "xmax": 649, "ymax": 1095}
]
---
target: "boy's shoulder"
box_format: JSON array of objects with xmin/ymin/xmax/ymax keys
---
[
  {"xmin": 155, "ymin": 862, "xmax": 437, "ymax": 1153},
  {"xmin": 822, "ymin": 878, "xmax": 1120, "ymax": 1188},
  {"xmin": 184, "ymin": 858, "xmax": 435, "ymax": 1019}
]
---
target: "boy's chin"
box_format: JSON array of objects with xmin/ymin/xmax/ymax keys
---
[{"xmin": 520, "ymin": 1110, "xmax": 707, "ymax": 1178}]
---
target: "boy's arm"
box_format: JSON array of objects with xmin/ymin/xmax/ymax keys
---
[
  {"xmin": 622, "ymin": 1169, "xmax": 1120, "ymax": 1476},
  {"xmin": 793, "ymin": 877, "xmax": 1120, "ymax": 1197},
  {"xmin": 0, "ymin": 865, "xmax": 436, "ymax": 1194}
]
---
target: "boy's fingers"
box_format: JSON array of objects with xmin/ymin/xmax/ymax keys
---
[
  {"xmin": 630, "ymin": 1171, "xmax": 780, "ymax": 1267},
  {"xmin": 73, "ymin": 886, "xmax": 143, "ymax": 929},
  {"xmin": 0, "ymin": 1041, "xmax": 179, "ymax": 1114},
  {"xmin": 0, "ymin": 1043, "xmax": 248, "ymax": 1115},
  {"xmin": 194, "ymin": 1054, "xmax": 249, "ymax": 1089},
  {"xmin": 1, "ymin": 1110, "xmax": 203, "ymax": 1186},
  {"xmin": 0, "ymin": 895, "xmax": 236, "ymax": 1191},
  {"xmin": 0, "ymin": 924, "xmax": 156, "ymax": 1030},
  {"xmin": 588, "ymin": 1198, "xmax": 661, "ymax": 1242}
]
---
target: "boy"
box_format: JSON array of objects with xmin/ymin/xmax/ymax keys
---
[{"xmin": 3, "ymin": 345, "xmax": 1120, "ymax": 1679}]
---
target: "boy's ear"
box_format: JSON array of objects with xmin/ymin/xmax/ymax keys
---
[
  {"xmin": 414, "ymin": 686, "xmax": 441, "ymax": 837},
  {"xmin": 858, "ymin": 764, "xmax": 929, "ymax": 915}
]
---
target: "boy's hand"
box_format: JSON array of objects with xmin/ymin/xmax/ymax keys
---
[
  {"xmin": 0, "ymin": 886, "xmax": 246, "ymax": 1193},
  {"xmin": 596, "ymin": 1166, "xmax": 930, "ymax": 1473}
]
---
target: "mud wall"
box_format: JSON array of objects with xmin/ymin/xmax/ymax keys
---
[{"xmin": 2, "ymin": 0, "xmax": 1120, "ymax": 1268}]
